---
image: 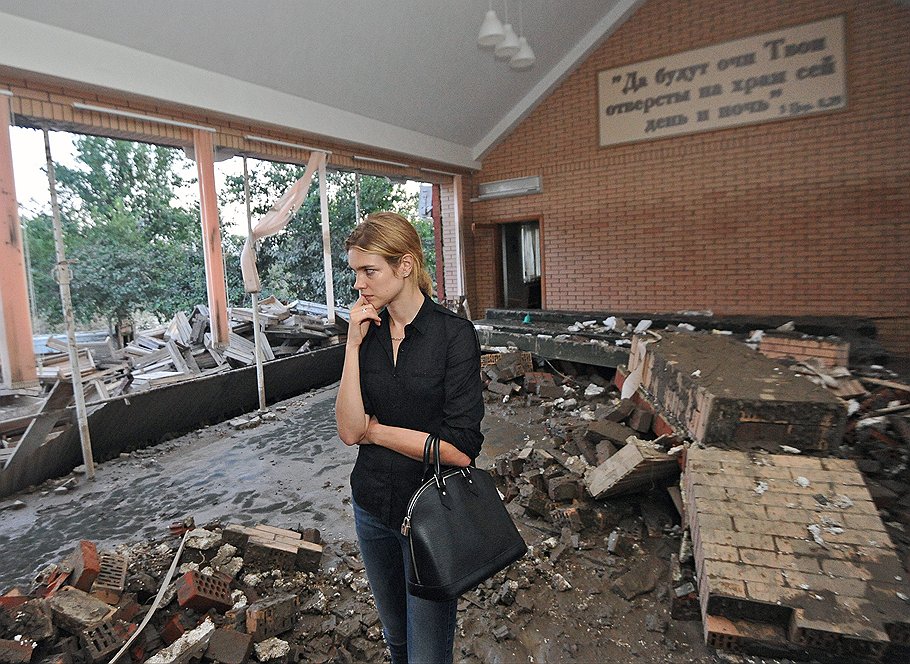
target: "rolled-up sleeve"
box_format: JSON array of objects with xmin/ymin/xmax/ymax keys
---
[{"xmin": 437, "ymin": 319, "xmax": 484, "ymax": 459}]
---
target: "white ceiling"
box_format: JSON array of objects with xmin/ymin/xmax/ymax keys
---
[{"xmin": 0, "ymin": 0, "xmax": 643, "ymax": 168}]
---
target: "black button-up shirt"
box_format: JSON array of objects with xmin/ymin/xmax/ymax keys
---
[{"xmin": 350, "ymin": 295, "xmax": 484, "ymax": 530}]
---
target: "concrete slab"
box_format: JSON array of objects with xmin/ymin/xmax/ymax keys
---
[{"xmin": 629, "ymin": 333, "xmax": 847, "ymax": 451}]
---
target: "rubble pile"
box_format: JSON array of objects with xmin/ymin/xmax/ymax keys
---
[
  {"xmin": 35, "ymin": 298, "xmax": 346, "ymax": 399},
  {"xmin": 479, "ymin": 332, "xmax": 910, "ymax": 661},
  {"xmin": 0, "ymin": 519, "xmax": 395, "ymax": 664}
]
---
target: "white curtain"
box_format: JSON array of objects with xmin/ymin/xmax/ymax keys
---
[
  {"xmin": 240, "ymin": 151, "xmax": 327, "ymax": 293},
  {"xmin": 520, "ymin": 223, "xmax": 540, "ymax": 283}
]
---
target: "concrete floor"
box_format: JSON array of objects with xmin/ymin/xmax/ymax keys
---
[
  {"xmin": 0, "ymin": 383, "xmax": 525, "ymax": 591},
  {"xmin": 0, "ymin": 384, "xmax": 360, "ymax": 590}
]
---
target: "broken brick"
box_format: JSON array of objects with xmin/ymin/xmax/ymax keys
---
[
  {"xmin": 69, "ymin": 541, "xmax": 100, "ymax": 593},
  {"xmin": 205, "ymin": 628, "xmax": 253, "ymax": 664},
  {"xmin": 627, "ymin": 408, "xmax": 653, "ymax": 433},
  {"xmin": 80, "ymin": 619, "xmax": 131, "ymax": 662},
  {"xmin": 604, "ymin": 399, "xmax": 635, "ymax": 422},
  {"xmin": 246, "ymin": 593, "xmax": 298, "ymax": 640},
  {"xmin": 546, "ymin": 475, "xmax": 580, "ymax": 502},
  {"xmin": 90, "ymin": 552, "xmax": 127, "ymax": 604},
  {"xmin": 161, "ymin": 613, "xmax": 193, "ymax": 645},
  {"xmin": 46, "ymin": 587, "xmax": 113, "ymax": 632},
  {"xmin": 585, "ymin": 420, "xmax": 635, "ymax": 446},
  {"xmin": 175, "ymin": 570, "xmax": 232, "ymax": 613},
  {"xmin": 0, "ymin": 589, "xmax": 28, "ymax": 610},
  {"xmin": 0, "ymin": 638, "xmax": 35, "ymax": 663}
]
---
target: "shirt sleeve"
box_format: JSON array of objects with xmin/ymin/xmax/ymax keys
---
[
  {"xmin": 437, "ymin": 318, "xmax": 485, "ymax": 459},
  {"xmin": 358, "ymin": 340, "xmax": 374, "ymax": 415}
]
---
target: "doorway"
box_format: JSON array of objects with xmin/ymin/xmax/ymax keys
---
[{"xmin": 500, "ymin": 220, "xmax": 542, "ymax": 309}]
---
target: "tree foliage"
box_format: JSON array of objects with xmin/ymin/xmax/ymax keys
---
[
  {"xmin": 22, "ymin": 134, "xmax": 429, "ymax": 333},
  {"xmin": 222, "ymin": 164, "xmax": 428, "ymax": 306},
  {"xmin": 22, "ymin": 135, "xmax": 240, "ymax": 332}
]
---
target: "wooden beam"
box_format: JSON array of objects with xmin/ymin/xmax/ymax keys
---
[
  {"xmin": 0, "ymin": 98, "xmax": 38, "ymax": 387},
  {"xmin": 193, "ymin": 129, "xmax": 229, "ymax": 349}
]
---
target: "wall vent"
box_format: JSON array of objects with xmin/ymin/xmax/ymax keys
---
[{"xmin": 473, "ymin": 175, "xmax": 542, "ymax": 201}]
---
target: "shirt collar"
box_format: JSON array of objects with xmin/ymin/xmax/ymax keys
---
[
  {"xmin": 407, "ymin": 295, "xmax": 434, "ymax": 336},
  {"xmin": 375, "ymin": 294, "xmax": 434, "ymax": 337}
]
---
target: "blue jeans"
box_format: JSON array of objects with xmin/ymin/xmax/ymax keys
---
[{"xmin": 353, "ymin": 500, "xmax": 457, "ymax": 664}]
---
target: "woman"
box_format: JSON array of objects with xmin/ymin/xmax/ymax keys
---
[{"xmin": 335, "ymin": 212, "xmax": 484, "ymax": 664}]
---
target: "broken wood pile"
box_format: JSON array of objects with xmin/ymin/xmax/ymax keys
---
[
  {"xmin": 32, "ymin": 298, "xmax": 347, "ymax": 400},
  {"xmin": 0, "ymin": 519, "xmax": 398, "ymax": 663}
]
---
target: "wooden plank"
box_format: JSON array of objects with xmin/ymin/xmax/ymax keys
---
[
  {"xmin": 1, "ymin": 381, "xmax": 73, "ymax": 472},
  {"xmin": 166, "ymin": 340, "xmax": 190, "ymax": 374},
  {"xmin": 859, "ymin": 376, "xmax": 910, "ymax": 393}
]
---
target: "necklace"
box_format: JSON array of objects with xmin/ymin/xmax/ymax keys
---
[{"xmin": 391, "ymin": 336, "xmax": 405, "ymax": 341}]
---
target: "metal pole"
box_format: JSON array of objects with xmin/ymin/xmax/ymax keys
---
[
  {"xmin": 243, "ymin": 157, "xmax": 267, "ymax": 412},
  {"xmin": 319, "ymin": 157, "xmax": 336, "ymax": 324},
  {"xmin": 354, "ymin": 171, "xmax": 361, "ymax": 223},
  {"xmin": 43, "ymin": 128, "xmax": 95, "ymax": 479}
]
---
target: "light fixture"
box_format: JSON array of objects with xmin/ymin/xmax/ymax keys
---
[
  {"xmin": 494, "ymin": 16, "xmax": 520, "ymax": 58},
  {"xmin": 493, "ymin": 1, "xmax": 520, "ymax": 58},
  {"xmin": 72, "ymin": 102, "xmax": 215, "ymax": 132},
  {"xmin": 510, "ymin": 38, "xmax": 535, "ymax": 69},
  {"xmin": 509, "ymin": 2, "xmax": 535, "ymax": 69},
  {"xmin": 245, "ymin": 134, "xmax": 331, "ymax": 154},
  {"xmin": 477, "ymin": 1, "xmax": 504, "ymax": 47},
  {"xmin": 353, "ymin": 155, "xmax": 411, "ymax": 169}
]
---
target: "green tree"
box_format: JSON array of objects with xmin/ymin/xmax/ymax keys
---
[
  {"xmin": 22, "ymin": 134, "xmax": 241, "ymax": 332},
  {"xmin": 222, "ymin": 165, "xmax": 426, "ymax": 306}
]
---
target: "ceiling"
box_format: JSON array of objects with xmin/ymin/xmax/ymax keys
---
[{"xmin": 0, "ymin": 0, "xmax": 643, "ymax": 168}]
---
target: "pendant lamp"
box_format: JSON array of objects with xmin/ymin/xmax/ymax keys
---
[
  {"xmin": 477, "ymin": 2, "xmax": 504, "ymax": 47},
  {"xmin": 510, "ymin": 37, "xmax": 535, "ymax": 69}
]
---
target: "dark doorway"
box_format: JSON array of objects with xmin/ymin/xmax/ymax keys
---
[{"xmin": 500, "ymin": 220, "xmax": 541, "ymax": 309}]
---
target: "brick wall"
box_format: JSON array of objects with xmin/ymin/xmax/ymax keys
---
[{"xmin": 465, "ymin": 0, "xmax": 910, "ymax": 354}]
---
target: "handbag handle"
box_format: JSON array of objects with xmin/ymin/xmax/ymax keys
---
[{"xmin": 421, "ymin": 433, "xmax": 444, "ymax": 488}]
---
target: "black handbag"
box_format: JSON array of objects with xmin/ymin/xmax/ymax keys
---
[{"xmin": 401, "ymin": 434, "xmax": 527, "ymax": 601}]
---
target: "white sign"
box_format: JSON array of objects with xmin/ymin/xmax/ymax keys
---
[{"xmin": 598, "ymin": 16, "xmax": 847, "ymax": 146}]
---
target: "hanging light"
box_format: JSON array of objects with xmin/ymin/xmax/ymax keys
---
[
  {"xmin": 510, "ymin": 37, "xmax": 535, "ymax": 69},
  {"xmin": 494, "ymin": 1, "xmax": 520, "ymax": 58},
  {"xmin": 509, "ymin": 2, "xmax": 535, "ymax": 69},
  {"xmin": 477, "ymin": 1, "xmax": 504, "ymax": 47}
]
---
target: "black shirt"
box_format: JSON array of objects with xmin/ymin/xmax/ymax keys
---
[{"xmin": 350, "ymin": 295, "xmax": 484, "ymax": 530}]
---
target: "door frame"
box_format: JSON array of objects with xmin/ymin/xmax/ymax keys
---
[{"xmin": 480, "ymin": 215, "xmax": 546, "ymax": 310}]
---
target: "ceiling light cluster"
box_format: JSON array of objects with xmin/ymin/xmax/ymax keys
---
[{"xmin": 477, "ymin": 0, "xmax": 535, "ymax": 70}]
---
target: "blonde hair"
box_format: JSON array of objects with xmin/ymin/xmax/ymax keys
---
[{"xmin": 345, "ymin": 212, "xmax": 433, "ymax": 297}]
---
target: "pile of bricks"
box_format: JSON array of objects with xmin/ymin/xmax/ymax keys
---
[
  {"xmin": 684, "ymin": 447, "xmax": 910, "ymax": 661},
  {"xmin": 0, "ymin": 520, "xmax": 393, "ymax": 663},
  {"xmin": 626, "ymin": 332, "xmax": 848, "ymax": 452}
]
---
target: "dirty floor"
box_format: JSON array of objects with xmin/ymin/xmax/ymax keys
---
[{"xmin": 0, "ymin": 383, "xmax": 724, "ymax": 663}]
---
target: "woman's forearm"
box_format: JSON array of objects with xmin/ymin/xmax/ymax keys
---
[
  {"xmin": 335, "ymin": 345, "xmax": 369, "ymax": 445},
  {"xmin": 367, "ymin": 421, "xmax": 471, "ymax": 467}
]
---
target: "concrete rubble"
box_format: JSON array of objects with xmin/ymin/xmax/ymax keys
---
[
  {"xmin": 1, "ymin": 314, "xmax": 907, "ymax": 662},
  {"xmin": 479, "ymin": 321, "xmax": 910, "ymax": 662}
]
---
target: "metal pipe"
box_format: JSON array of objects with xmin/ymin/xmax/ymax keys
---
[
  {"xmin": 319, "ymin": 158, "xmax": 336, "ymax": 324},
  {"xmin": 43, "ymin": 128, "xmax": 95, "ymax": 480},
  {"xmin": 243, "ymin": 156, "xmax": 267, "ymax": 412}
]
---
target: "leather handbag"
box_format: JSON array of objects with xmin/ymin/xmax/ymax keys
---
[{"xmin": 401, "ymin": 434, "xmax": 527, "ymax": 601}]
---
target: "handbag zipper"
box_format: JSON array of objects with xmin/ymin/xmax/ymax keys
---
[{"xmin": 401, "ymin": 467, "xmax": 466, "ymax": 584}]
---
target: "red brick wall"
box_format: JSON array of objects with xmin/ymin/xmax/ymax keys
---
[{"xmin": 466, "ymin": 0, "xmax": 910, "ymax": 354}]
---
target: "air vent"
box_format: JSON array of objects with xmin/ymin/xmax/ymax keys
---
[{"xmin": 473, "ymin": 175, "xmax": 542, "ymax": 201}]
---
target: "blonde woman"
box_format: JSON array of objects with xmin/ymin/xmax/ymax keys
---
[{"xmin": 335, "ymin": 212, "xmax": 484, "ymax": 663}]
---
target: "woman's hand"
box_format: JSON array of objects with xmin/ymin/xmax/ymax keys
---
[{"xmin": 347, "ymin": 296, "xmax": 381, "ymax": 348}]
